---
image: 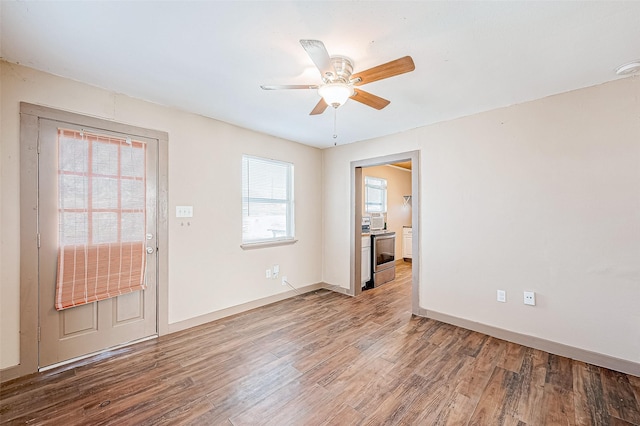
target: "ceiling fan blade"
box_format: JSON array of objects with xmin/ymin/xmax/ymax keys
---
[
  {"xmin": 310, "ymin": 98, "xmax": 328, "ymax": 115},
  {"xmin": 300, "ymin": 39, "xmax": 334, "ymax": 80},
  {"xmin": 351, "ymin": 56, "xmax": 415, "ymax": 86},
  {"xmin": 350, "ymin": 89, "xmax": 391, "ymax": 110},
  {"xmin": 260, "ymin": 84, "xmax": 318, "ymax": 90}
]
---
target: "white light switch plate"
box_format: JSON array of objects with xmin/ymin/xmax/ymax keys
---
[{"xmin": 176, "ymin": 206, "xmax": 193, "ymax": 218}]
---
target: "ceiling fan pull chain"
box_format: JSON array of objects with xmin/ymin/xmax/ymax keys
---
[{"xmin": 333, "ymin": 107, "xmax": 338, "ymax": 143}]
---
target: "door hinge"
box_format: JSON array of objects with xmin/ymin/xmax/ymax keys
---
[
  {"xmin": 37, "ymin": 233, "xmax": 41, "ymax": 248},
  {"xmin": 38, "ymin": 326, "xmax": 41, "ymax": 342}
]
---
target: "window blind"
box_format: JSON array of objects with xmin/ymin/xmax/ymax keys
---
[
  {"xmin": 242, "ymin": 155, "xmax": 294, "ymax": 243},
  {"xmin": 365, "ymin": 176, "xmax": 387, "ymax": 213},
  {"xmin": 55, "ymin": 129, "xmax": 147, "ymax": 310}
]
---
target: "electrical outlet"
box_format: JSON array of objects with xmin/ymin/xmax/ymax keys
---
[
  {"xmin": 497, "ymin": 290, "xmax": 506, "ymax": 303},
  {"xmin": 524, "ymin": 291, "xmax": 536, "ymax": 306},
  {"xmin": 273, "ymin": 264, "xmax": 279, "ymax": 279},
  {"xmin": 282, "ymin": 276, "xmax": 288, "ymax": 286},
  {"xmin": 265, "ymin": 269, "xmax": 271, "ymax": 279}
]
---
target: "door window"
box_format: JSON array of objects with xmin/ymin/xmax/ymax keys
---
[{"xmin": 55, "ymin": 129, "xmax": 147, "ymax": 310}]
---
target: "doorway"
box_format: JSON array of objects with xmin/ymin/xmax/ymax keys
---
[
  {"xmin": 351, "ymin": 151, "xmax": 420, "ymax": 314},
  {"xmin": 14, "ymin": 103, "xmax": 169, "ymax": 378}
]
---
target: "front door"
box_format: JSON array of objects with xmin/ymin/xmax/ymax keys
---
[{"xmin": 38, "ymin": 118, "xmax": 158, "ymax": 368}]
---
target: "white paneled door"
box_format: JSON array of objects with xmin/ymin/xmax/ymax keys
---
[{"xmin": 38, "ymin": 119, "xmax": 158, "ymax": 368}]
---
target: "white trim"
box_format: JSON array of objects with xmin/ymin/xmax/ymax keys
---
[
  {"xmin": 421, "ymin": 308, "xmax": 640, "ymax": 377},
  {"xmin": 323, "ymin": 283, "xmax": 353, "ymax": 296},
  {"xmin": 240, "ymin": 239, "xmax": 298, "ymax": 250},
  {"xmin": 168, "ymin": 282, "xmax": 325, "ymax": 334}
]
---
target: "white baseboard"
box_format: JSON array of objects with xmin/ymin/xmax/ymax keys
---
[
  {"xmin": 323, "ymin": 283, "xmax": 353, "ymax": 296},
  {"xmin": 168, "ymin": 282, "xmax": 325, "ymax": 334},
  {"xmin": 419, "ymin": 308, "xmax": 639, "ymax": 377}
]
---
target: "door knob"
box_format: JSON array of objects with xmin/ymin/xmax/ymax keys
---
[{"xmin": 146, "ymin": 247, "xmax": 155, "ymax": 254}]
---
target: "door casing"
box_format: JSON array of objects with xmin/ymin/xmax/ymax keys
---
[
  {"xmin": 2, "ymin": 103, "xmax": 168, "ymax": 382},
  {"xmin": 350, "ymin": 151, "xmax": 420, "ymax": 314}
]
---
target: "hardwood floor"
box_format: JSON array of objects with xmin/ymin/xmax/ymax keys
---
[{"xmin": 2, "ymin": 261, "xmax": 639, "ymax": 425}]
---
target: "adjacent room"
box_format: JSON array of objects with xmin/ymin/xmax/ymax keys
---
[{"xmin": 1, "ymin": 1, "xmax": 639, "ymax": 424}]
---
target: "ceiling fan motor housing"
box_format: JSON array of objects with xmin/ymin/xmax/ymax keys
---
[{"xmin": 326, "ymin": 56, "xmax": 354, "ymax": 83}]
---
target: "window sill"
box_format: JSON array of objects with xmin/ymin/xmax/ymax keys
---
[{"xmin": 241, "ymin": 239, "xmax": 298, "ymax": 250}]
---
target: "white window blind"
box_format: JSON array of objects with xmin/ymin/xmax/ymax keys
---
[
  {"xmin": 55, "ymin": 128, "xmax": 147, "ymax": 310},
  {"xmin": 242, "ymin": 155, "xmax": 294, "ymax": 244},
  {"xmin": 365, "ymin": 176, "xmax": 387, "ymax": 213}
]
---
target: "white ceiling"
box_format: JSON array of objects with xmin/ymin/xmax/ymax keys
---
[{"xmin": 1, "ymin": 1, "xmax": 639, "ymax": 149}]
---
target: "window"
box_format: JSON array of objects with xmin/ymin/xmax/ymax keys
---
[
  {"xmin": 242, "ymin": 155, "xmax": 294, "ymax": 244},
  {"xmin": 58, "ymin": 129, "xmax": 146, "ymax": 246},
  {"xmin": 365, "ymin": 176, "xmax": 387, "ymax": 213}
]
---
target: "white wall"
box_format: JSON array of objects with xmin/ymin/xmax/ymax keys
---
[
  {"xmin": 2, "ymin": 59, "xmax": 639, "ymax": 371},
  {"xmin": 323, "ymin": 77, "xmax": 640, "ymax": 364},
  {"xmin": 0, "ymin": 62, "xmax": 323, "ymax": 368}
]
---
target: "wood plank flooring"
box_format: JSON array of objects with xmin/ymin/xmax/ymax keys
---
[{"xmin": 2, "ymin": 261, "xmax": 639, "ymax": 425}]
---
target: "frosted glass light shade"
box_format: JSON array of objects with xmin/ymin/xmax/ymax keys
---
[{"xmin": 318, "ymin": 83, "xmax": 354, "ymax": 107}]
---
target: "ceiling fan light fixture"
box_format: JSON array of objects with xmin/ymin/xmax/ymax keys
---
[
  {"xmin": 615, "ymin": 60, "xmax": 640, "ymax": 76},
  {"xmin": 318, "ymin": 83, "xmax": 354, "ymax": 108}
]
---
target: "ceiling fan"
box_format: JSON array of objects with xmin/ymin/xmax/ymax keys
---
[{"xmin": 261, "ymin": 39, "xmax": 415, "ymax": 115}]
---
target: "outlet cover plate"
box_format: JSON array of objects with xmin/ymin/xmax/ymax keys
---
[
  {"xmin": 524, "ymin": 291, "xmax": 536, "ymax": 306},
  {"xmin": 497, "ymin": 290, "xmax": 506, "ymax": 303}
]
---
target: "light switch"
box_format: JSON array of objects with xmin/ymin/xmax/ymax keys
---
[{"xmin": 176, "ymin": 206, "xmax": 193, "ymax": 218}]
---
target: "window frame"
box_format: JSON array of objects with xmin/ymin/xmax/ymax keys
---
[
  {"xmin": 364, "ymin": 176, "xmax": 388, "ymax": 213},
  {"xmin": 241, "ymin": 155, "xmax": 296, "ymax": 248}
]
